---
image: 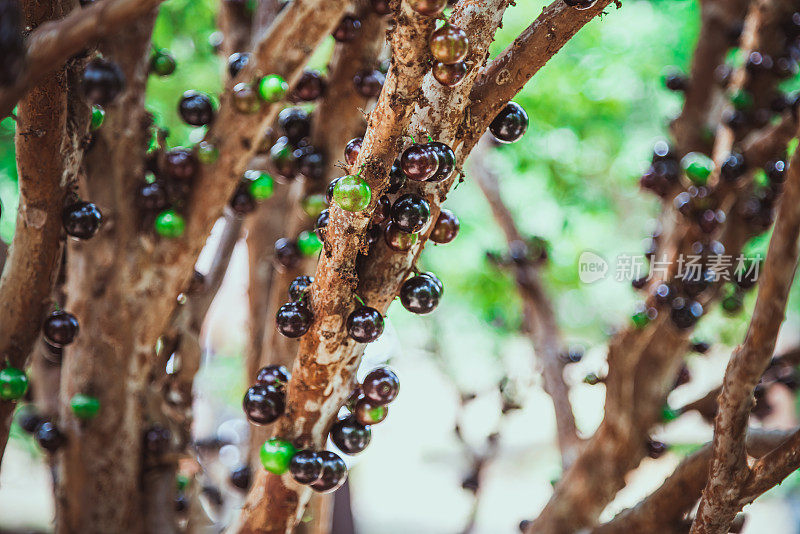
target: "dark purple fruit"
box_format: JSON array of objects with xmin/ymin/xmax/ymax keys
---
[
  {"xmin": 384, "ymin": 222, "xmax": 417, "ymax": 252},
  {"xmin": 354, "ymin": 398, "xmax": 388, "ymax": 425},
  {"xmin": 16, "ymin": 405, "xmax": 43, "ymax": 434},
  {"xmin": 269, "ymin": 137, "xmax": 298, "ymax": 181},
  {"xmin": 230, "ymin": 465, "xmax": 252, "ymax": 490},
  {"xmin": 63, "ymin": 201, "xmax": 102, "ymax": 239},
  {"xmin": 670, "ymin": 298, "xmax": 703, "ymax": 329},
  {"xmin": 143, "ymin": 424, "xmax": 172, "ymax": 455},
  {"xmin": 430, "ymin": 208, "xmax": 459, "ymax": 243},
  {"xmin": 290, "ymin": 450, "xmax": 324, "ymax": 484},
  {"xmin": 432, "ymin": 61, "xmax": 467, "ymax": 87},
  {"xmin": 276, "ymin": 301, "xmax": 313, "ymax": 338},
  {"xmin": 278, "ymin": 107, "xmax": 311, "ymax": 145},
  {"xmin": 563, "ymin": 0, "xmax": 597, "ymax": 9},
  {"xmin": 400, "ymin": 273, "xmax": 441, "ymax": 314},
  {"xmin": 297, "ymin": 147, "xmax": 326, "ymax": 181},
  {"xmin": 136, "ymin": 180, "xmax": 169, "ymax": 211},
  {"xmin": 326, "ymin": 178, "xmax": 341, "ymax": 205},
  {"xmin": 43, "ymin": 310, "xmax": 79, "ymax": 346},
  {"xmin": 401, "ymin": 144, "xmax": 439, "ymax": 181},
  {"xmin": 372, "ymin": 196, "xmax": 391, "ymax": 226},
  {"xmin": 330, "ymin": 415, "xmax": 371, "ymax": 455},
  {"xmin": 408, "ymin": 0, "xmax": 446, "ymax": 16},
  {"xmin": 309, "ymin": 451, "xmax": 347, "ymax": 493},
  {"xmin": 243, "ymin": 384, "xmax": 285, "ymax": 425},
  {"xmin": 332, "ymin": 16, "xmax": 361, "ymax": 42},
  {"xmin": 229, "ymin": 182, "xmax": 257, "ymax": 215},
  {"xmin": 35, "ymin": 421, "xmax": 66, "ymax": 452},
  {"xmin": 315, "ymin": 209, "xmax": 330, "ymax": 242},
  {"xmin": 721, "ymin": 152, "xmax": 746, "ymax": 182},
  {"xmin": 489, "ymin": 102, "xmax": 528, "ymax": 143},
  {"xmin": 353, "ymin": 69, "xmax": 385, "ymax": 98},
  {"xmin": 388, "ymin": 160, "xmax": 407, "ymax": 194},
  {"xmin": 227, "ymin": 52, "xmax": 251, "ymax": 78},
  {"xmin": 391, "ymin": 193, "xmax": 430, "ymax": 233},
  {"xmin": 288, "ymin": 275, "xmax": 314, "ymax": 302},
  {"xmin": 164, "ymin": 147, "xmax": 199, "ymax": 181},
  {"xmin": 345, "ymin": 137, "xmax": 362, "ymax": 167},
  {"xmin": 178, "ymin": 90, "xmax": 215, "ymax": 126},
  {"xmin": 371, "ymin": 0, "xmax": 392, "ymax": 15},
  {"xmin": 274, "ymin": 237, "xmax": 301, "ymax": 268},
  {"xmin": 291, "ymin": 70, "xmax": 326, "ymax": 102},
  {"xmin": 362, "ymin": 367, "xmax": 399, "ymax": 405},
  {"xmin": 765, "ymin": 160, "xmax": 787, "ymax": 184},
  {"xmin": 427, "ymin": 142, "xmax": 455, "ymax": 182},
  {"xmin": 664, "ymin": 73, "xmax": 688, "ymax": 92},
  {"xmin": 255, "ymin": 364, "xmax": 291, "ymax": 391},
  {"xmin": 346, "ymin": 306, "xmax": 384, "ymax": 343},
  {"xmin": 81, "ymin": 58, "xmax": 126, "ymax": 105}
]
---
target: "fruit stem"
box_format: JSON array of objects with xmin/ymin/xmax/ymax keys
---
[{"xmin": 353, "ymin": 294, "xmax": 366, "ymax": 307}]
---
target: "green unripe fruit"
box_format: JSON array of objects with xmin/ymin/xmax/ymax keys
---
[
  {"xmin": 257, "ymin": 75, "xmax": 288, "ymax": 103},
  {"xmin": 90, "ymin": 106, "xmax": 105, "ymax": 131},
  {"xmin": 155, "ymin": 209, "xmax": 186, "ymax": 238},
  {"xmin": 70, "ymin": 393, "xmax": 100, "ymax": 419},
  {"xmin": 245, "ymin": 170, "xmax": 274, "ymax": 200},
  {"xmin": 301, "ymin": 194, "xmax": 326, "ymax": 218},
  {"xmin": 681, "ymin": 152, "xmax": 714, "ymax": 185},
  {"xmin": 196, "ymin": 140, "xmax": 219, "ymax": 164},
  {"xmin": 631, "ymin": 303, "xmax": 654, "ymax": 329},
  {"xmin": 661, "ymin": 404, "xmax": 679, "ymax": 422},
  {"xmin": 0, "ymin": 367, "xmax": 28, "ymax": 401},
  {"xmin": 333, "ymin": 175, "xmax": 371, "ymax": 212},
  {"xmin": 729, "ymin": 88, "xmax": 753, "ymax": 110},
  {"xmin": 297, "ymin": 230, "xmax": 322, "ymax": 256},
  {"xmin": 151, "ymin": 49, "xmax": 177, "ymax": 76},
  {"xmin": 260, "ymin": 438, "xmax": 296, "ymax": 474}
]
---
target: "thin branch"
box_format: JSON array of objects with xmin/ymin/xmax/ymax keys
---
[
  {"xmin": 691, "ymin": 126, "xmax": 800, "ymax": 533},
  {"xmin": 0, "ymin": 0, "xmax": 167, "ymax": 118},
  {"xmin": 470, "ymin": 135, "xmax": 579, "ymax": 466}
]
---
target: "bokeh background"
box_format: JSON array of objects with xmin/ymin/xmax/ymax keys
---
[{"xmin": 2, "ymin": 0, "xmax": 800, "ymax": 532}]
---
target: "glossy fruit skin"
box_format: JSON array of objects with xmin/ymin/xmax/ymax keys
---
[
  {"xmin": 269, "ymin": 137, "xmax": 298, "ymax": 181},
  {"xmin": 344, "ymin": 137, "xmax": 362, "ymax": 166},
  {"xmin": 408, "ymin": 0, "xmax": 447, "ymax": 16},
  {"xmin": 36, "ymin": 421, "xmax": 66, "ymax": 451},
  {"xmin": 289, "ymin": 450, "xmax": 324, "ymax": 484},
  {"xmin": 136, "ymin": 180, "xmax": 169, "ymax": 211},
  {"xmin": 70, "ymin": 393, "xmax": 100, "ymax": 419},
  {"xmin": 332, "ymin": 15, "xmax": 361, "ymax": 42},
  {"xmin": 154, "ymin": 209, "xmax": 186, "ymax": 238},
  {"xmin": 90, "ymin": 106, "xmax": 105, "ymax": 131},
  {"xmin": 384, "ymin": 222, "xmax": 418, "ymax": 252},
  {"xmin": 489, "ymin": 102, "xmax": 528, "ymax": 143},
  {"xmin": 391, "ymin": 194, "xmax": 430, "ymax": 233},
  {"xmin": 0, "ymin": 0, "xmax": 24, "ymax": 86},
  {"xmin": 432, "ymin": 61, "xmax": 467, "ymax": 87},
  {"xmin": 278, "ymin": 107, "xmax": 311, "ymax": 145},
  {"xmin": 430, "ymin": 208, "xmax": 460, "ymax": 243},
  {"xmin": 232, "ymin": 82, "xmax": 260, "ymax": 114},
  {"xmin": 326, "ymin": 178, "xmax": 341, "ymax": 204},
  {"xmin": 663, "ymin": 73, "xmax": 688, "ymax": 92},
  {"xmin": 179, "ymin": 90, "xmax": 215, "ymax": 126},
  {"xmin": 333, "ymin": 175, "xmax": 372, "ymax": 212},
  {"xmin": 427, "ymin": 142, "xmax": 455, "ymax": 182},
  {"xmin": 288, "ymin": 275, "xmax": 314, "ymax": 302},
  {"xmin": 258, "ymin": 74, "xmax": 289, "ymax": 103},
  {"xmin": 227, "ymin": 52, "xmax": 251, "ymax": 78},
  {"xmin": 243, "ymin": 384, "xmax": 285, "ymax": 424},
  {"xmin": 388, "ymin": 160, "xmax": 408, "ymax": 193},
  {"xmin": 229, "ymin": 183, "xmax": 257, "ymax": 215},
  {"xmin": 16, "ymin": 405, "xmax": 43, "ymax": 433},
  {"xmin": 420, "ymin": 271, "xmax": 444, "ymax": 295},
  {"xmin": 721, "ymin": 152, "xmax": 746, "ymax": 182},
  {"xmin": 354, "ymin": 398, "xmax": 388, "ymax": 425},
  {"xmin": 331, "ymin": 415, "xmax": 371, "ymax": 455},
  {"xmin": 309, "ymin": 451, "xmax": 347, "ymax": 493},
  {"xmin": 563, "ymin": 0, "xmax": 597, "ymax": 9},
  {"xmin": 298, "ymin": 149, "xmax": 326, "ymax": 181},
  {"xmin": 150, "ymin": 49, "xmax": 176, "ymax": 76},
  {"xmin": 297, "ymin": 230, "xmax": 322, "ymax": 256},
  {"xmin": 63, "ymin": 201, "xmax": 102, "ymax": 239},
  {"xmin": 256, "ymin": 364, "xmax": 291, "ymax": 391},
  {"xmin": 0, "ymin": 367, "xmax": 27, "ymax": 401},
  {"xmin": 430, "ymin": 24, "xmax": 469, "ymax": 64},
  {"xmin": 274, "ymin": 237, "xmax": 301, "ymax": 268},
  {"xmin": 291, "ymin": 70, "xmax": 326, "ymax": 102},
  {"xmin": 246, "ymin": 170, "xmax": 275, "ymax": 200},
  {"xmin": 681, "ymin": 152, "xmax": 713, "ymax": 185},
  {"xmin": 230, "ymin": 465, "xmax": 252, "ymax": 490},
  {"xmin": 346, "ymin": 306, "xmax": 385, "ymax": 343},
  {"xmin": 353, "ymin": 69, "xmax": 385, "ymax": 98},
  {"xmin": 670, "ymin": 298, "xmax": 703, "ymax": 329},
  {"xmin": 401, "ymin": 144, "xmax": 439, "ymax": 181},
  {"xmin": 766, "ymin": 160, "xmax": 787, "ymax": 183},
  {"xmin": 315, "ymin": 209, "xmax": 330, "ymax": 242},
  {"xmin": 81, "ymin": 58, "xmax": 126, "ymax": 105},
  {"xmin": 362, "ymin": 367, "xmax": 399, "ymax": 405},
  {"xmin": 260, "ymin": 438, "xmax": 297, "ymax": 474},
  {"xmin": 400, "ymin": 274, "xmax": 441, "ymax": 314},
  {"xmin": 43, "ymin": 310, "xmax": 79, "ymax": 346},
  {"xmin": 164, "ymin": 147, "xmax": 199, "ymax": 181},
  {"xmin": 276, "ymin": 301, "xmax": 313, "ymax": 338},
  {"xmin": 372, "ymin": 195, "xmax": 391, "ymax": 225}
]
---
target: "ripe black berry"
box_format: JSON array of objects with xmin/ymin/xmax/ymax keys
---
[
  {"xmin": 63, "ymin": 201, "xmax": 102, "ymax": 239},
  {"xmin": 401, "ymin": 143, "xmax": 439, "ymax": 181},
  {"xmin": 346, "ymin": 306, "xmax": 384, "ymax": 343},
  {"xmin": 489, "ymin": 102, "xmax": 528, "ymax": 143},
  {"xmin": 430, "ymin": 208, "xmax": 459, "ymax": 244},
  {"xmin": 721, "ymin": 152, "xmax": 746, "ymax": 182},
  {"xmin": 269, "ymin": 137, "xmax": 298, "ymax": 181},
  {"xmin": 765, "ymin": 160, "xmax": 787, "ymax": 184},
  {"xmin": 227, "ymin": 52, "xmax": 251, "ymax": 78},
  {"xmin": 309, "ymin": 451, "xmax": 347, "ymax": 493},
  {"xmin": 136, "ymin": 180, "xmax": 169, "ymax": 211},
  {"xmin": 428, "ymin": 142, "xmax": 455, "ymax": 182},
  {"xmin": 255, "ymin": 364, "xmax": 291, "ymax": 391},
  {"xmin": 663, "ymin": 72, "xmax": 688, "ymax": 92},
  {"xmin": 326, "ymin": 178, "xmax": 341, "ymax": 205},
  {"xmin": 15, "ymin": 405, "xmax": 43, "ymax": 434},
  {"xmin": 297, "ymin": 147, "xmax": 326, "ymax": 181},
  {"xmin": 290, "ymin": 450, "xmax": 324, "ymax": 484},
  {"xmin": 164, "ymin": 147, "xmax": 199, "ymax": 181},
  {"xmin": 647, "ymin": 439, "xmax": 667, "ymax": 459},
  {"xmin": 229, "ymin": 182, "xmax": 256, "ymax": 215},
  {"xmin": 288, "ymin": 275, "xmax": 314, "ymax": 301},
  {"xmin": 345, "ymin": 137, "xmax": 362, "ymax": 167},
  {"xmin": 276, "ymin": 301, "xmax": 313, "ymax": 338},
  {"xmin": 179, "ymin": 90, "xmax": 215, "ymax": 126},
  {"xmin": 35, "ymin": 421, "xmax": 66, "ymax": 452},
  {"xmin": 408, "ymin": 0, "xmax": 447, "ymax": 16},
  {"xmin": 353, "ymin": 69, "xmax": 385, "ymax": 98},
  {"xmin": 391, "ymin": 194, "xmax": 430, "ymax": 233},
  {"xmin": 670, "ymin": 298, "xmax": 703, "ymax": 329},
  {"xmin": 563, "ymin": 0, "xmax": 597, "ymax": 9},
  {"xmin": 278, "ymin": 107, "xmax": 311, "ymax": 145},
  {"xmin": 400, "ymin": 273, "xmax": 441, "ymax": 314},
  {"xmin": 291, "ymin": 70, "xmax": 326, "ymax": 102},
  {"xmin": 43, "ymin": 310, "xmax": 79, "ymax": 346},
  {"xmin": 274, "ymin": 237, "xmax": 301, "ymax": 268},
  {"xmin": 230, "ymin": 465, "xmax": 252, "ymax": 490},
  {"xmin": 332, "ymin": 16, "xmax": 361, "ymax": 42},
  {"xmin": 388, "ymin": 160, "xmax": 407, "ymax": 193},
  {"xmin": 315, "ymin": 210, "xmax": 330, "ymax": 242},
  {"xmin": 371, "ymin": 196, "xmax": 391, "ymax": 226},
  {"xmin": 384, "ymin": 222, "xmax": 418, "ymax": 252},
  {"xmin": 243, "ymin": 384, "xmax": 285, "ymax": 425},
  {"xmin": 330, "ymin": 415, "xmax": 371, "ymax": 455},
  {"xmin": 81, "ymin": 58, "xmax": 126, "ymax": 105},
  {"xmin": 362, "ymin": 367, "xmax": 400, "ymax": 405}
]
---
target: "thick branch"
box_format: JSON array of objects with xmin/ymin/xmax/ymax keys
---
[{"xmin": 0, "ymin": 0, "xmax": 167, "ymax": 119}]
